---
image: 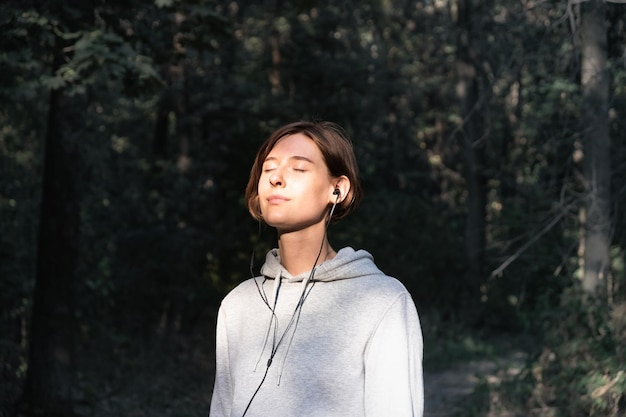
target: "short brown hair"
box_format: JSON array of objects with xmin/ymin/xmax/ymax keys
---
[{"xmin": 245, "ymin": 120, "xmax": 362, "ymax": 223}]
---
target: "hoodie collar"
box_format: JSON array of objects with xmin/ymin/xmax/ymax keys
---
[{"xmin": 259, "ymin": 246, "xmax": 383, "ymax": 283}]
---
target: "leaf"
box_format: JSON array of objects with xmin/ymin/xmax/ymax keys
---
[
  {"xmin": 155, "ymin": 0, "xmax": 176, "ymax": 8},
  {"xmin": 39, "ymin": 74, "xmax": 66, "ymax": 90}
]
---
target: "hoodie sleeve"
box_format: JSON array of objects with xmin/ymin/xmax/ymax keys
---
[
  {"xmin": 364, "ymin": 292, "xmax": 424, "ymax": 417},
  {"xmin": 209, "ymin": 305, "xmax": 233, "ymax": 417}
]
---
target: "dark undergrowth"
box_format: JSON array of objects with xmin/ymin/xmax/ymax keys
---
[
  {"xmin": 1, "ymin": 322, "xmax": 215, "ymax": 417},
  {"xmin": 3, "ymin": 300, "xmax": 624, "ymax": 417},
  {"xmin": 456, "ymin": 298, "xmax": 626, "ymax": 417}
]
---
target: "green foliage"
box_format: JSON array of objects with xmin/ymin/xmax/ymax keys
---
[
  {"xmin": 420, "ymin": 309, "xmax": 528, "ymax": 373},
  {"xmin": 454, "ymin": 380, "xmax": 492, "ymax": 417},
  {"xmin": 493, "ymin": 292, "xmax": 626, "ymax": 417},
  {"xmin": 1, "ymin": 0, "xmax": 626, "ymax": 415}
]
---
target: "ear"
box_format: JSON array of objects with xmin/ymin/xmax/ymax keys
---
[{"xmin": 329, "ymin": 175, "xmax": 351, "ymax": 204}]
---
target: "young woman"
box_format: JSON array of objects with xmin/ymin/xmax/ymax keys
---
[{"xmin": 209, "ymin": 121, "xmax": 424, "ymax": 417}]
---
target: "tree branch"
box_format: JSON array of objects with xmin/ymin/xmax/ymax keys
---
[{"xmin": 489, "ymin": 201, "xmax": 578, "ymax": 278}]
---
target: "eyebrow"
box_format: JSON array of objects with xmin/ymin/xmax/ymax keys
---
[{"xmin": 263, "ymin": 155, "xmax": 315, "ymax": 164}]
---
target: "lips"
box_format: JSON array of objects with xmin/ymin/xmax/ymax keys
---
[{"xmin": 267, "ymin": 195, "xmax": 289, "ymax": 204}]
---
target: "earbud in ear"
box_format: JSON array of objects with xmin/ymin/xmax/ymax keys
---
[{"xmin": 333, "ymin": 188, "xmax": 340, "ymax": 196}]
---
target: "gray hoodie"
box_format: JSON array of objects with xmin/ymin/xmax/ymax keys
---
[{"xmin": 209, "ymin": 247, "xmax": 424, "ymax": 417}]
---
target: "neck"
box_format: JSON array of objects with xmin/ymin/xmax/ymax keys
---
[{"xmin": 277, "ymin": 224, "xmax": 336, "ymax": 276}]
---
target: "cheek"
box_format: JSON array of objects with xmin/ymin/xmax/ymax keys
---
[{"xmin": 257, "ymin": 176, "xmax": 269, "ymax": 193}]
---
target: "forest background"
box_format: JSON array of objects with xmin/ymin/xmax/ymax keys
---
[{"xmin": 1, "ymin": 0, "xmax": 625, "ymax": 416}]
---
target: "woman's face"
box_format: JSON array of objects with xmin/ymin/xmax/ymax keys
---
[{"xmin": 258, "ymin": 133, "xmax": 335, "ymax": 233}]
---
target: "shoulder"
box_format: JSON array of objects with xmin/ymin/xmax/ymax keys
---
[
  {"xmin": 220, "ymin": 277, "xmax": 265, "ymax": 307},
  {"xmin": 356, "ymin": 272, "xmax": 412, "ymax": 304},
  {"xmin": 331, "ymin": 246, "xmax": 412, "ymax": 301}
]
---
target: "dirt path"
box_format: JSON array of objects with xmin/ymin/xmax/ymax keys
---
[{"xmin": 423, "ymin": 352, "xmax": 526, "ymax": 417}]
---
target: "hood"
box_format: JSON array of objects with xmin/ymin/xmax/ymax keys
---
[{"xmin": 260, "ymin": 246, "xmax": 382, "ymax": 283}]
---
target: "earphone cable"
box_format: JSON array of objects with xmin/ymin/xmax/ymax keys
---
[{"xmin": 242, "ymin": 195, "xmax": 340, "ymax": 416}]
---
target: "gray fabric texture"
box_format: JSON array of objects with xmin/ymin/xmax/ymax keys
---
[{"xmin": 209, "ymin": 247, "xmax": 424, "ymax": 417}]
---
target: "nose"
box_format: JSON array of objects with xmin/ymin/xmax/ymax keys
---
[{"xmin": 269, "ymin": 168, "xmax": 283, "ymax": 187}]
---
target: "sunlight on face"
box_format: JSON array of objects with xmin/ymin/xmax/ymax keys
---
[{"xmin": 257, "ymin": 134, "xmax": 335, "ymax": 233}]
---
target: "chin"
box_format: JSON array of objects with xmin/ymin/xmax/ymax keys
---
[
  {"xmin": 263, "ymin": 216, "xmax": 290, "ymax": 229},
  {"xmin": 273, "ymin": 221, "xmax": 327, "ymax": 235}
]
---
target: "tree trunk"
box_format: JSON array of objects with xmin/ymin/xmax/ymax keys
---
[
  {"xmin": 580, "ymin": 0, "xmax": 611, "ymax": 299},
  {"xmin": 21, "ymin": 49, "xmax": 81, "ymax": 416},
  {"xmin": 456, "ymin": 0, "xmax": 487, "ymax": 302}
]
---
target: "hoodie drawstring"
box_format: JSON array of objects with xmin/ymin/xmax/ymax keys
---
[
  {"xmin": 253, "ymin": 272, "xmax": 282, "ymax": 371},
  {"xmin": 252, "ymin": 270, "xmax": 317, "ymax": 384},
  {"xmin": 275, "ymin": 275, "xmax": 315, "ymax": 384}
]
